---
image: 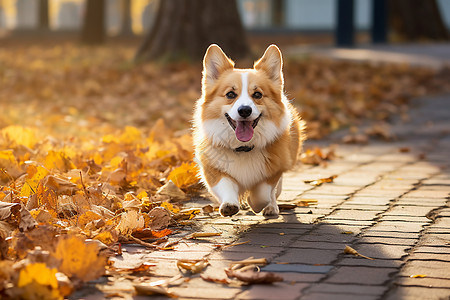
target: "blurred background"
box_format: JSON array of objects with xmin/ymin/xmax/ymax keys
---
[
  {"xmin": 1, "ymin": 0, "xmax": 449, "ymax": 138},
  {"xmin": 0, "ymin": 0, "xmax": 449, "ymax": 51}
]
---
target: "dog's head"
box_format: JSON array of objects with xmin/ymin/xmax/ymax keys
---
[{"xmin": 199, "ymin": 44, "xmax": 289, "ymax": 149}]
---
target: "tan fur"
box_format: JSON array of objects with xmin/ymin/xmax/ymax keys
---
[{"xmin": 193, "ymin": 44, "xmax": 305, "ymax": 216}]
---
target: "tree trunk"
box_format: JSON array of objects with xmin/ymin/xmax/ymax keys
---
[
  {"xmin": 81, "ymin": 0, "xmax": 106, "ymax": 45},
  {"xmin": 389, "ymin": 0, "xmax": 449, "ymax": 41},
  {"xmin": 135, "ymin": 0, "xmax": 249, "ymax": 62},
  {"xmin": 120, "ymin": 0, "xmax": 133, "ymax": 36},
  {"xmin": 38, "ymin": 0, "xmax": 49, "ymax": 30}
]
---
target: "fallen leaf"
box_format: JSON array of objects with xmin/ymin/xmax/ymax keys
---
[
  {"xmin": 343, "ymin": 245, "xmax": 374, "ymax": 260},
  {"xmin": 134, "ymin": 283, "xmax": 178, "ymax": 298},
  {"xmin": 116, "ymin": 210, "xmax": 145, "ymax": 234},
  {"xmin": 177, "ymin": 259, "xmax": 209, "ymax": 274},
  {"xmin": 167, "ymin": 162, "xmax": 199, "ymax": 189},
  {"xmin": 156, "ymin": 180, "xmax": 186, "ymax": 200},
  {"xmin": 304, "ymin": 175, "xmax": 337, "ymax": 186},
  {"xmin": 294, "ymin": 199, "xmax": 318, "ymax": 207},
  {"xmin": 17, "ymin": 262, "xmax": 61, "ymax": 300},
  {"xmin": 188, "ymin": 232, "xmax": 222, "ymax": 239},
  {"xmin": 278, "ymin": 204, "xmax": 297, "ymax": 210},
  {"xmin": 410, "ymin": 274, "xmax": 427, "ymax": 278},
  {"xmin": 148, "ymin": 207, "xmax": 173, "ymax": 230},
  {"xmin": 52, "ymin": 234, "xmax": 107, "ymax": 281},
  {"xmin": 200, "ymin": 274, "xmax": 231, "ymax": 284},
  {"xmin": 225, "ymin": 269, "xmax": 283, "ymax": 284}
]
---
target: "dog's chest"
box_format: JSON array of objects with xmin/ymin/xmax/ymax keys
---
[{"xmin": 208, "ymin": 148, "xmax": 267, "ymax": 189}]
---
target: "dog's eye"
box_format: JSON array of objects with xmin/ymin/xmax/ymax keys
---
[
  {"xmin": 226, "ymin": 91, "xmax": 237, "ymax": 99},
  {"xmin": 252, "ymin": 92, "xmax": 263, "ymax": 99}
]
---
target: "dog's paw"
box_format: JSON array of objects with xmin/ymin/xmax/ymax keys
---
[
  {"xmin": 262, "ymin": 204, "xmax": 279, "ymax": 217},
  {"xmin": 220, "ymin": 203, "xmax": 239, "ymax": 217}
]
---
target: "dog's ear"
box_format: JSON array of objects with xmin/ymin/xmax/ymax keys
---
[
  {"xmin": 202, "ymin": 44, "xmax": 234, "ymax": 86},
  {"xmin": 254, "ymin": 45, "xmax": 283, "ymax": 86}
]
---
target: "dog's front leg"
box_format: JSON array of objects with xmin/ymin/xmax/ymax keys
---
[
  {"xmin": 211, "ymin": 177, "xmax": 240, "ymax": 217},
  {"xmin": 248, "ymin": 174, "xmax": 282, "ymax": 217}
]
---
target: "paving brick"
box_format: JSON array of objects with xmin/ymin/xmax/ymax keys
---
[
  {"xmin": 361, "ymin": 230, "xmax": 421, "ymax": 239},
  {"xmin": 338, "ymin": 204, "xmax": 387, "ymax": 211},
  {"xmin": 262, "ymin": 264, "xmax": 333, "ymax": 274},
  {"xmin": 355, "ymin": 189, "xmax": 407, "ymax": 198},
  {"xmin": 353, "ymin": 243, "xmax": 411, "ymax": 259},
  {"xmin": 379, "ymin": 215, "xmax": 431, "ymax": 223},
  {"xmin": 325, "ymin": 209, "xmax": 380, "ymax": 221},
  {"xmin": 307, "ymin": 185, "xmax": 360, "ymax": 196},
  {"xmin": 297, "ymin": 234, "xmax": 355, "ymax": 244},
  {"xmin": 236, "ymin": 232, "xmax": 297, "ymax": 247},
  {"xmin": 170, "ymin": 285, "xmax": 241, "ymax": 299},
  {"xmin": 325, "ymin": 266, "xmax": 397, "ymax": 285},
  {"xmin": 236, "ymin": 282, "xmax": 308, "ymax": 300},
  {"xmin": 308, "ymin": 283, "xmax": 388, "ymax": 295},
  {"xmin": 404, "ymin": 189, "xmax": 449, "ymax": 199},
  {"xmin": 408, "ymin": 252, "xmax": 450, "ymax": 261},
  {"xmin": 395, "ymin": 197, "xmax": 448, "ymax": 207},
  {"xmin": 396, "ymin": 276, "xmax": 450, "ymax": 288},
  {"xmin": 290, "ymin": 241, "xmax": 347, "ymax": 250},
  {"xmin": 274, "ymin": 248, "xmax": 341, "ymax": 265},
  {"xmin": 321, "ymin": 219, "xmax": 375, "ymax": 226},
  {"xmin": 281, "ymin": 272, "xmax": 326, "ymax": 283},
  {"xmin": 337, "ymin": 258, "xmax": 403, "ymax": 268},
  {"xmin": 301, "ymin": 292, "xmax": 379, "ymax": 300},
  {"xmin": 209, "ymin": 251, "xmax": 278, "ymax": 262},
  {"xmin": 368, "ymin": 221, "xmax": 426, "ymax": 233},
  {"xmin": 413, "ymin": 246, "xmax": 450, "ymax": 254},
  {"xmin": 419, "ymin": 234, "xmax": 450, "ymax": 247},
  {"xmin": 345, "ymin": 196, "xmax": 393, "ymax": 206},
  {"xmin": 357, "ymin": 236, "xmax": 418, "ymax": 245},
  {"xmin": 399, "ymin": 261, "xmax": 450, "ymax": 278},
  {"xmin": 384, "ymin": 286, "xmax": 450, "ymax": 300}
]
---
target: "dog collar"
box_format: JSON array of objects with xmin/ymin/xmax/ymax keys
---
[{"xmin": 234, "ymin": 145, "xmax": 254, "ymax": 153}]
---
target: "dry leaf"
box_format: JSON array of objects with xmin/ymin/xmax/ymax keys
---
[
  {"xmin": 343, "ymin": 245, "xmax": 374, "ymax": 260},
  {"xmin": 134, "ymin": 283, "xmax": 178, "ymax": 298},
  {"xmin": 16, "ymin": 262, "xmax": 61, "ymax": 300},
  {"xmin": 177, "ymin": 259, "xmax": 209, "ymax": 274},
  {"xmin": 200, "ymin": 274, "xmax": 231, "ymax": 284},
  {"xmin": 116, "ymin": 210, "xmax": 145, "ymax": 234},
  {"xmin": 295, "ymin": 199, "xmax": 318, "ymax": 207},
  {"xmin": 410, "ymin": 274, "xmax": 427, "ymax": 278},
  {"xmin": 167, "ymin": 162, "xmax": 199, "ymax": 189},
  {"xmin": 52, "ymin": 235, "xmax": 107, "ymax": 281},
  {"xmin": 148, "ymin": 207, "xmax": 173, "ymax": 230},
  {"xmin": 225, "ymin": 269, "xmax": 283, "ymax": 284},
  {"xmin": 278, "ymin": 204, "xmax": 297, "ymax": 210},
  {"xmin": 304, "ymin": 175, "xmax": 337, "ymax": 186},
  {"xmin": 157, "ymin": 180, "xmax": 186, "ymax": 200},
  {"xmin": 188, "ymin": 232, "xmax": 221, "ymax": 239}
]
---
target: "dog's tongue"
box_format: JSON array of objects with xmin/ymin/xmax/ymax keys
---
[{"xmin": 235, "ymin": 121, "xmax": 254, "ymax": 142}]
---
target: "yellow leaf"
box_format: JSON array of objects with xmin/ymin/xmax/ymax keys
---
[
  {"xmin": 17, "ymin": 262, "xmax": 61, "ymax": 300},
  {"xmin": 44, "ymin": 150, "xmax": 75, "ymax": 172},
  {"xmin": 0, "ymin": 149, "xmax": 22, "ymax": 179},
  {"xmin": 52, "ymin": 235, "xmax": 106, "ymax": 281},
  {"xmin": 119, "ymin": 126, "xmax": 142, "ymax": 144},
  {"xmin": 20, "ymin": 165, "xmax": 49, "ymax": 197},
  {"xmin": 93, "ymin": 230, "xmax": 118, "ymax": 246},
  {"xmin": 167, "ymin": 162, "xmax": 199, "ymax": 189},
  {"xmin": 77, "ymin": 211, "xmax": 102, "ymax": 228},
  {"xmin": 161, "ymin": 201, "xmax": 180, "ymax": 214},
  {"xmin": 1, "ymin": 125, "xmax": 38, "ymax": 148}
]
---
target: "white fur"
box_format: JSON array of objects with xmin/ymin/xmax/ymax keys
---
[
  {"xmin": 211, "ymin": 177, "xmax": 239, "ymax": 206},
  {"xmin": 227, "ymin": 73, "xmax": 261, "ymax": 121}
]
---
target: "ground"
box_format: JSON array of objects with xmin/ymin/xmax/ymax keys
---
[{"xmin": 0, "ymin": 39, "xmax": 449, "ymax": 299}]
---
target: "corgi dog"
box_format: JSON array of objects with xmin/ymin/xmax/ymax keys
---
[{"xmin": 193, "ymin": 44, "xmax": 304, "ymax": 217}]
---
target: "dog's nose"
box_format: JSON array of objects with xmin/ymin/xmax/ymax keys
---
[{"xmin": 238, "ymin": 106, "xmax": 252, "ymax": 118}]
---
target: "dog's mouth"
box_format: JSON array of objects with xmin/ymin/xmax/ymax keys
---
[{"xmin": 225, "ymin": 113, "xmax": 262, "ymax": 142}]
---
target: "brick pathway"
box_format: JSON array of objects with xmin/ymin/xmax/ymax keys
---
[{"xmin": 76, "ymin": 94, "xmax": 449, "ymax": 300}]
